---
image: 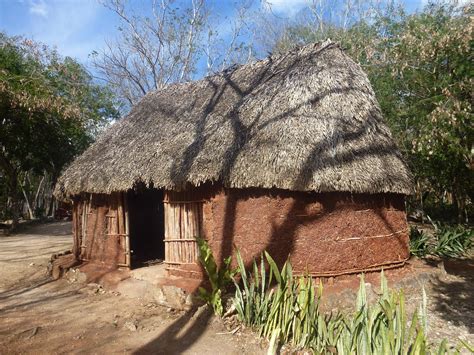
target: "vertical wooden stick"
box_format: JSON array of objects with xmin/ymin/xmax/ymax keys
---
[{"xmin": 123, "ymin": 193, "xmax": 130, "ymax": 268}]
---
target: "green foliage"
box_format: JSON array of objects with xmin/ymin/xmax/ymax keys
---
[
  {"xmin": 409, "ymin": 224, "xmax": 472, "ymax": 258},
  {"xmin": 0, "ymin": 34, "xmax": 119, "ymax": 174},
  {"xmin": 233, "ymin": 253, "xmax": 471, "ymax": 354},
  {"xmin": 196, "ymin": 238, "xmax": 235, "ymax": 316},
  {"xmin": 233, "ymin": 250, "xmax": 274, "ymax": 328},
  {"xmin": 0, "ymin": 33, "xmax": 119, "ymax": 223},
  {"xmin": 410, "ymin": 227, "xmax": 431, "ymax": 257},
  {"xmin": 432, "ymin": 225, "xmax": 473, "ymax": 258},
  {"xmin": 387, "ymin": 3, "xmax": 473, "ymax": 221}
]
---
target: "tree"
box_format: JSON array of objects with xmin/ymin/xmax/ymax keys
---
[
  {"xmin": 0, "ymin": 34, "xmax": 119, "ymax": 228},
  {"xmin": 93, "ymin": 0, "xmax": 256, "ymax": 107},
  {"xmin": 92, "ymin": 0, "xmax": 208, "ymax": 106},
  {"xmin": 387, "ymin": 2, "xmax": 473, "ymax": 220}
]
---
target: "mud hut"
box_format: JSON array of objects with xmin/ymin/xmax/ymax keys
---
[{"xmin": 55, "ymin": 40, "xmax": 413, "ymax": 279}]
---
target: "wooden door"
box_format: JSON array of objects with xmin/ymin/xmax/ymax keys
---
[{"xmin": 163, "ymin": 191, "xmax": 202, "ymax": 268}]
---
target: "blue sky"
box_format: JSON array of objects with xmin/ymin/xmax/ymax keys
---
[
  {"xmin": 1, "ymin": 0, "xmax": 118, "ymax": 64},
  {"xmin": 0, "ymin": 0, "xmax": 428, "ymax": 70}
]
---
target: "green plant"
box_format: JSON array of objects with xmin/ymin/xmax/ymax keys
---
[
  {"xmin": 232, "ymin": 252, "xmax": 472, "ymax": 354},
  {"xmin": 433, "ymin": 225, "xmax": 473, "ymax": 258},
  {"xmin": 409, "ymin": 224, "xmax": 473, "ymax": 259},
  {"xmin": 233, "ymin": 250, "xmax": 274, "ymax": 328},
  {"xmin": 196, "ymin": 238, "xmax": 235, "ymax": 316},
  {"xmin": 410, "ymin": 226, "xmax": 431, "ymax": 257},
  {"xmin": 333, "ymin": 273, "xmax": 429, "ymax": 354}
]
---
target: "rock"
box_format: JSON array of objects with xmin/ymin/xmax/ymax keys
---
[
  {"xmin": 83, "ymin": 283, "xmax": 104, "ymax": 295},
  {"xmin": 185, "ymin": 293, "xmax": 195, "ymax": 308},
  {"xmin": 49, "ymin": 253, "xmax": 78, "ymax": 280},
  {"xmin": 65, "ymin": 268, "xmax": 87, "ymax": 284},
  {"xmin": 123, "ymin": 321, "xmax": 137, "ymax": 332}
]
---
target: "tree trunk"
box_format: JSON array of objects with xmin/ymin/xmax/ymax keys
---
[
  {"xmin": 451, "ymin": 175, "xmax": 465, "ymax": 223},
  {"xmin": 21, "ymin": 172, "xmax": 34, "ymax": 220},
  {"xmin": 21, "ymin": 186, "xmax": 34, "ymax": 220},
  {"xmin": 0, "ymin": 151, "xmax": 20, "ymax": 230},
  {"xmin": 10, "ymin": 185, "xmax": 20, "ymax": 230},
  {"xmin": 47, "ymin": 175, "xmax": 58, "ymax": 218},
  {"xmin": 47, "ymin": 196, "xmax": 55, "ymax": 218},
  {"xmin": 451, "ymin": 189, "xmax": 463, "ymax": 224},
  {"xmin": 7, "ymin": 175, "xmax": 21, "ymax": 230},
  {"xmin": 33, "ymin": 174, "xmax": 46, "ymax": 215}
]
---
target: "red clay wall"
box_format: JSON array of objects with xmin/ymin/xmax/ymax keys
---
[
  {"xmin": 73, "ymin": 193, "xmax": 127, "ymax": 268},
  {"xmin": 200, "ymin": 187, "xmax": 409, "ymax": 276},
  {"xmin": 73, "ymin": 186, "xmax": 409, "ymax": 278}
]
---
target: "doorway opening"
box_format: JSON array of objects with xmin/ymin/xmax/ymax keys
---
[{"xmin": 127, "ymin": 188, "xmax": 164, "ymax": 268}]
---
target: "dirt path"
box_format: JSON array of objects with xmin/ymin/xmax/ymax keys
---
[
  {"xmin": 0, "ymin": 222, "xmax": 265, "ymax": 354},
  {"xmin": 0, "ymin": 222, "xmax": 472, "ymax": 354}
]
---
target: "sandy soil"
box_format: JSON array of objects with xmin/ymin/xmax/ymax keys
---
[
  {"xmin": 0, "ymin": 222, "xmax": 265, "ymax": 354},
  {"xmin": 0, "ymin": 222, "xmax": 472, "ymax": 354}
]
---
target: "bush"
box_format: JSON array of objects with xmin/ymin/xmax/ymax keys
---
[{"xmin": 433, "ymin": 225, "xmax": 473, "ymax": 258}]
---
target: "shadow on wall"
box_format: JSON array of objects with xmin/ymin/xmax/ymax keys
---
[{"xmin": 134, "ymin": 53, "xmax": 404, "ymax": 353}]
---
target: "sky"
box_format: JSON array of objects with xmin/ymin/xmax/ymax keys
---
[{"xmin": 0, "ymin": 0, "xmax": 429, "ymax": 72}]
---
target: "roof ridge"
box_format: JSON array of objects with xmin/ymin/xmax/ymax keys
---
[{"xmin": 139, "ymin": 40, "xmax": 340, "ymax": 104}]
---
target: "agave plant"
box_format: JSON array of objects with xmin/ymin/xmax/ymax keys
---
[
  {"xmin": 231, "ymin": 251, "xmax": 472, "ymax": 354},
  {"xmin": 196, "ymin": 238, "xmax": 235, "ymax": 316},
  {"xmin": 410, "ymin": 226, "xmax": 431, "ymax": 257},
  {"xmin": 433, "ymin": 225, "xmax": 473, "ymax": 258}
]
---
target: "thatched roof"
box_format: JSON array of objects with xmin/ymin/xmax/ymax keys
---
[{"xmin": 55, "ymin": 40, "xmax": 412, "ymax": 198}]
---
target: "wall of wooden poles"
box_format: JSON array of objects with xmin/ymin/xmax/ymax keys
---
[
  {"xmin": 72, "ymin": 190, "xmax": 203, "ymax": 270},
  {"xmin": 163, "ymin": 190, "xmax": 202, "ymax": 268}
]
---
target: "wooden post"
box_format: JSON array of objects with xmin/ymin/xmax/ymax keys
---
[{"xmin": 123, "ymin": 192, "xmax": 130, "ymax": 268}]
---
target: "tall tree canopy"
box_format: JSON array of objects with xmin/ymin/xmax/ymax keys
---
[{"xmin": 0, "ymin": 33, "xmax": 119, "ymax": 227}]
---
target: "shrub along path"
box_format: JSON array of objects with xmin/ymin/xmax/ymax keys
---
[{"xmin": 0, "ymin": 222, "xmax": 472, "ymax": 353}]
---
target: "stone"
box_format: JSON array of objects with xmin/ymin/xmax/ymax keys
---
[{"xmin": 123, "ymin": 321, "xmax": 137, "ymax": 332}]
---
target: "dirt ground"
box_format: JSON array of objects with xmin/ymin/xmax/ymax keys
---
[
  {"xmin": 0, "ymin": 222, "xmax": 472, "ymax": 354},
  {"xmin": 0, "ymin": 222, "xmax": 265, "ymax": 354}
]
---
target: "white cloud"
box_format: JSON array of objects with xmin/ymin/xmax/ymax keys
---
[
  {"xmin": 24, "ymin": 1, "xmax": 106, "ymax": 63},
  {"xmin": 265, "ymin": 0, "xmax": 311, "ymax": 14},
  {"xmin": 29, "ymin": 0, "xmax": 48, "ymax": 17}
]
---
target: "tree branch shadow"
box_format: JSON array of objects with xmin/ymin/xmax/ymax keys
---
[
  {"xmin": 133, "ymin": 306, "xmax": 213, "ymax": 354},
  {"xmin": 430, "ymin": 259, "xmax": 474, "ymax": 333}
]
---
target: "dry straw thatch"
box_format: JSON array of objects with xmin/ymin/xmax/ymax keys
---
[{"xmin": 55, "ymin": 40, "xmax": 412, "ymax": 198}]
